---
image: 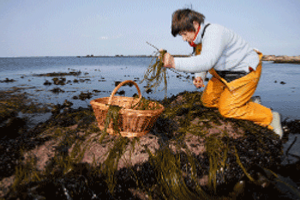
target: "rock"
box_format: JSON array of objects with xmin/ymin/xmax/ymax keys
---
[
  {"xmin": 43, "ymin": 80, "xmax": 52, "ymax": 86},
  {"xmin": 0, "ymin": 78, "xmax": 16, "ymax": 83},
  {"xmin": 62, "ymin": 100, "xmax": 73, "ymax": 108},
  {"xmin": 116, "ymin": 90, "xmax": 125, "ymax": 95},
  {"xmin": 52, "ymin": 77, "xmax": 66, "ymax": 85},
  {"xmin": 78, "ymin": 91, "xmax": 93, "ymax": 100},
  {"xmin": 146, "ymin": 88, "xmax": 153, "ymax": 94},
  {"xmin": 24, "ymin": 92, "xmax": 282, "ymax": 187},
  {"xmin": 50, "ymin": 87, "xmax": 65, "ymax": 94},
  {"xmin": 34, "ymin": 71, "xmax": 81, "ymax": 77},
  {"xmin": 51, "ymin": 104, "xmax": 62, "ymax": 115},
  {"xmin": 2, "ymin": 91, "xmax": 288, "ymax": 199},
  {"xmin": 262, "ymin": 55, "xmax": 300, "ymax": 64},
  {"xmin": 0, "ymin": 117, "xmax": 27, "ymax": 139}
]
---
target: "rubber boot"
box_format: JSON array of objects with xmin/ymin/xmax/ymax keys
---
[{"xmin": 270, "ymin": 111, "xmax": 283, "ymax": 138}]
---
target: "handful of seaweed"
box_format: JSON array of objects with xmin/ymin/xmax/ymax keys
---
[
  {"xmin": 131, "ymin": 97, "xmax": 161, "ymax": 111},
  {"xmin": 141, "ymin": 44, "xmax": 168, "ymax": 97}
]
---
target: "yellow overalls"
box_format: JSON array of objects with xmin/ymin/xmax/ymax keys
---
[{"xmin": 195, "ymin": 44, "xmax": 274, "ymax": 129}]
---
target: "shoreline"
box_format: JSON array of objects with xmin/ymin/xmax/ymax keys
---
[
  {"xmin": 87, "ymin": 54, "xmax": 300, "ymax": 64},
  {"xmin": 2, "ymin": 55, "xmax": 300, "ymax": 64},
  {"xmin": 261, "ymin": 55, "xmax": 300, "ymax": 64}
]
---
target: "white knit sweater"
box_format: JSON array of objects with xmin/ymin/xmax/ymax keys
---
[{"xmin": 174, "ymin": 21, "xmax": 260, "ymax": 80}]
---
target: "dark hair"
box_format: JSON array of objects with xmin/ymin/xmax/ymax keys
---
[{"xmin": 171, "ymin": 9, "xmax": 205, "ymax": 37}]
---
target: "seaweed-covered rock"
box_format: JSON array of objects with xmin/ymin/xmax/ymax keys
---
[{"xmin": 3, "ymin": 91, "xmax": 286, "ymax": 199}]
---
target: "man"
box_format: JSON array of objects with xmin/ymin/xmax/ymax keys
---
[{"xmin": 162, "ymin": 8, "xmax": 283, "ymax": 138}]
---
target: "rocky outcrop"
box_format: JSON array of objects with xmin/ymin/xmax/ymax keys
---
[
  {"xmin": 262, "ymin": 55, "xmax": 300, "ymax": 64},
  {"xmin": 1, "ymin": 91, "xmax": 284, "ymax": 199}
]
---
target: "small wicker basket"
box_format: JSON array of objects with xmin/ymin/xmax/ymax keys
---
[{"xmin": 90, "ymin": 80, "xmax": 164, "ymax": 138}]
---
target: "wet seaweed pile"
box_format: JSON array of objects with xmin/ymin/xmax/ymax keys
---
[{"xmin": 2, "ymin": 89, "xmax": 294, "ymax": 199}]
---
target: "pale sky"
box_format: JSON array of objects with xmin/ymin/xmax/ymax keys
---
[{"xmin": 1, "ymin": 0, "xmax": 300, "ymax": 57}]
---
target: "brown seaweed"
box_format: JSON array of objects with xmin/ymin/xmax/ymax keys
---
[{"xmin": 140, "ymin": 48, "xmax": 168, "ymax": 98}]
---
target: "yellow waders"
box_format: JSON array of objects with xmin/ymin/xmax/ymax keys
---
[{"xmin": 195, "ymin": 44, "xmax": 274, "ymax": 129}]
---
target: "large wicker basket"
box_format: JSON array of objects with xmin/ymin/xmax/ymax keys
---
[{"xmin": 90, "ymin": 80, "xmax": 164, "ymax": 138}]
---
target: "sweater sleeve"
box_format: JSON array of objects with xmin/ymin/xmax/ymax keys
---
[
  {"xmin": 174, "ymin": 25, "xmax": 228, "ymax": 73},
  {"xmin": 195, "ymin": 72, "xmax": 207, "ymax": 80}
]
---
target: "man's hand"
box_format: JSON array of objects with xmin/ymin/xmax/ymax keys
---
[
  {"xmin": 160, "ymin": 49, "xmax": 175, "ymax": 69},
  {"xmin": 193, "ymin": 77, "xmax": 205, "ymax": 88}
]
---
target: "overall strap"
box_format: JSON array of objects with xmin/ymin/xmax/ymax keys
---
[
  {"xmin": 193, "ymin": 23, "xmax": 211, "ymax": 55},
  {"xmin": 201, "ymin": 23, "xmax": 211, "ymax": 39}
]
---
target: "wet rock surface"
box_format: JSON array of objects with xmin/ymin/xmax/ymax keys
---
[{"xmin": 0, "ymin": 90, "xmax": 300, "ymax": 199}]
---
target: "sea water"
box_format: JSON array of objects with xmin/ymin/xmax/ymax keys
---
[{"xmin": 0, "ymin": 56, "xmax": 299, "ymax": 120}]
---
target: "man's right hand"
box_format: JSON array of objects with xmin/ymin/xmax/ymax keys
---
[
  {"xmin": 159, "ymin": 49, "xmax": 175, "ymax": 69},
  {"xmin": 193, "ymin": 77, "xmax": 205, "ymax": 88}
]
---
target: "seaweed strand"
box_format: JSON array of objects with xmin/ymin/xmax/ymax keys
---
[{"xmin": 141, "ymin": 44, "xmax": 168, "ymax": 98}]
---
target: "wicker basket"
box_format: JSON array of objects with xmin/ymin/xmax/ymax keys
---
[{"xmin": 90, "ymin": 80, "xmax": 164, "ymax": 138}]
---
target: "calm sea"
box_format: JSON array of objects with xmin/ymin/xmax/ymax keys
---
[{"xmin": 0, "ymin": 56, "xmax": 299, "ymax": 120}]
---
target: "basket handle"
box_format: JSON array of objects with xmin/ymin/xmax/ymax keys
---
[{"xmin": 108, "ymin": 80, "xmax": 142, "ymax": 106}]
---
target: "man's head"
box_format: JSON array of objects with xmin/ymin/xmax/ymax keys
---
[{"xmin": 171, "ymin": 8, "xmax": 205, "ymax": 38}]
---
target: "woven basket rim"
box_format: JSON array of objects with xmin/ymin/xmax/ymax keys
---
[{"xmin": 90, "ymin": 97, "xmax": 165, "ymax": 113}]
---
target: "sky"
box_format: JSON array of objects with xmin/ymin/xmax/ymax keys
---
[{"xmin": 1, "ymin": 0, "xmax": 300, "ymax": 57}]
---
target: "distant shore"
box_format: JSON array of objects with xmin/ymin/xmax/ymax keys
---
[
  {"xmin": 81, "ymin": 54, "xmax": 300, "ymax": 64},
  {"xmin": 261, "ymin": 55, "xmax": 300, "ymax": 64},
  {"xmin": 2, "ymin": 55, "xmax": 300, "ymax": 64}
]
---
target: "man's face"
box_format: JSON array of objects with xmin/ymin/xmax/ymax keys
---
[
  {"xmin": 178, "ymin": 21, "xmax": 200, "ymax": 43},
  {"xmin": 179, "ymin": 30, "xmax": 196, "ymax": 43}
]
